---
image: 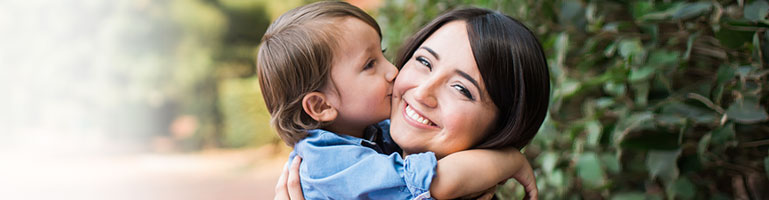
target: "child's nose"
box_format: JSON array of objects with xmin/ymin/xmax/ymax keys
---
[{"xmin": 384, "ymin": 62, "xmax": 398, "ymax": 82}]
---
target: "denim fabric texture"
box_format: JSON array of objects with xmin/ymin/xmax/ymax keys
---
[{"xmin": 287, "ymin": 120, "xmax": 437, "ymax": 200}]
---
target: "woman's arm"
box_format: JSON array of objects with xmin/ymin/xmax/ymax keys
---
[{"xmin": 429, "ymin": 147, "xmax": 538, "ymax": 200}]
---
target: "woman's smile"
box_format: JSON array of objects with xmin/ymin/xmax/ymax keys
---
[{"xmin": 403, "ymin": 102, "xmax": 438, "ymax": 128}]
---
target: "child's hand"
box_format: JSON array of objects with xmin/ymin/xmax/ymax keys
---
[
  {"xmin": 511, "ymin": 155, "xmax": 538, "ymax": 200},
  {"xmin": 456, "ymin": 185, "xmax": 497, "ymax": 200},
  {"xmin": 458, "ymin": 164, "xmax": 538, "ymax": 200},
  {"xmin": 431, "ymin": 147, "xmax": 539, "ymax": 200},
  {"xmin": 274, "ymin": 156, "xmax": 305, "ymax": 200}
]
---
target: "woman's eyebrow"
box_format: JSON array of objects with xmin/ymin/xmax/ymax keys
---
[
  {"xmin": 455, "ymin": 69, "xmax": 481, "ymax": 93},
  {"xmin": 419, "ymin": 46, "xmax": 440, "ymax": 60}
]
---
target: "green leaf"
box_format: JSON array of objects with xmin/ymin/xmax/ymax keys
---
[
  {"xmin": 661, "ymin": 102, "xmax": 718, "ymax": 124},
  {"xmin": 555, "ymin": 32, "xmax": 569, "ymax": 66},
  {"xmin": 656, "ymin": 114, "xmax": 687, "ymax": 126},
  {"xmin": 671, "ymin": 177, "xmax": 696, "ymax": 200},
  {"xmin": 647, "ymin": 50, "xmax": 681, "ymax": 66},
  {"xmin": 631, "ymin": 2, "xmax": 654, "ymax": 19},
  {"xmin": 604, "ymin": 81, "xmax": 627, "ymax": 97},
  {"xmin": 577, "ymin": 152, "xmax": 606, "ymax": 188},
  {"xmin": 637, "ymin": 3, "xmax": 683, "ymax": 22},
  {"xmin": 595, "ymin": 97, "xmax": 615, "ymax": 109},
  {"xmin": 713, "ymin": 64, "xmax": 734, "ymax": 104},
  {"xmin": 745, "ymin": 0, "xmax": 769, "ymax": 22},
  {"xmin": 604, "ymin": 41, "xmax": 617, "ymax": 57},
  {"xmin": 559, "ymin": 0, "xmax": 587, "ymax": 30},
  {"xmin": 632, "ymin": 81, "xmax": 650, "ymax": 106},
  {"xmin": 585, "ymin": 120, "xmax": 602, "ymax": 147},
  {"xmin": 726, "ymin": 98, "xmax": 769, "ymax": 124},
  {"xmin": 671, "ymin": 2, "xmax": 712, "ymax": 20},
  {"xmin": 646, "ymin": 149, "xmax": 681, "ymax": 182},
  {"xmin": 614, "ymin": 111, "xmax": 655, "ymax": 143},
  {"xmin": 629, "ymin": 66, "xmax": 655, "ymax": 82},
  {"xmin": 546, "ymin": 169, "xmax": 566, "ymax": 187},
  {"xmin": 618, "ymin": 39, "xmax": 643, "ymax": 61},
  {"xmin": 539, "ymin": 151, "xmax": 559, "ymax": 174},
  {"xmin": 601, "ymin": 153, "xmax": 621, "ymax": 174},
  {"xmin": 559, "ymin": 79, "xmax": 582, "ymax": 97},
  {"xmin": 716, "ymin": 65, "xmax": 736, "ymax": 84},
  {"xmin": 710, "ymin": 123, "xmax": 735, "ymax": 145},
  {"xmin": 715, "ymin": 28, "xmax": 755, "ymax": 49},
  {"xmin": 683, "ymin": 32, "xmax": 699, "ymax": 60},
  {"xmin": 611, "ymin": 192, "xmax": 646, "ymax": 200},
  {"xmin": 698, "ymin": 133, "xmax": 711, "ymax": 163}
]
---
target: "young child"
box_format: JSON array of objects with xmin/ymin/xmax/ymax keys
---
[{"xmin": 257, "ymin": 1, "xmax": 531, "ymax": 199}]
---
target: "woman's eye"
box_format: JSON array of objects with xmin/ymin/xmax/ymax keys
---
[
  {"xmin": 415, "ymin": 56, "xmax": 431, "ymax": 70},
  {"xmin": 452, "ymin": 84, "xmax": 474, "ymax": 100},
  {"xmin": 363, "ymin": 59, "xmax": 375, "ymax": 70}
]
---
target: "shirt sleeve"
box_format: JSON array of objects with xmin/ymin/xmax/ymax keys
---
[
  {"xmin": 403, "ymin": 152, "xmax": 437, "ymax": 196},
  {"xmin": 292, "ymin": 131, "xmax": 437, "ymax": 200}
]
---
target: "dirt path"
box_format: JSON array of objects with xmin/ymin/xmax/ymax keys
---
[{"xmin": 0, "ymin": 145, "xmax": 290, "ymax": 200}]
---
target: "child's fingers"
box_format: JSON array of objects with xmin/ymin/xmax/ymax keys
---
[
  {"xmin": 477, "ymin": 185, "xmax": 497, "ymax": 200},
  {"xmin": 477, "ymin": 190, "xmax": 495, "ymax": 200},
  {"xmin": 515, "ymin": 159, "xmax": 538, "ymax": 200},
  {"xmin": 274, "ymin": 162, "xmax": 290, "ymax": 200},
  {"xmin": 287, "ymin": 156, "xmax": 304, "ymax": 200}
]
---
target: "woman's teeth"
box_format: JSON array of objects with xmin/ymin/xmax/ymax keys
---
[{"xmin": 406, "ymin": 105, "xmax": 434, "ymax": 126}]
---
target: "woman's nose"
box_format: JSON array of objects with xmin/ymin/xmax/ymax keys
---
[{"xmin": 413, "ymin": 78, "xmax": 438, "ymax": 108}]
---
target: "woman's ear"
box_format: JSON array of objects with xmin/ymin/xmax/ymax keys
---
[{"xmin": 302, "ymin": 92, "xmax": 337, "ymax": 122}]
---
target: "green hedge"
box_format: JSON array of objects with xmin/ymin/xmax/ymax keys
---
[{"xmin": 378, "ymin": 0, "xmax": 769, "ymax": 199}]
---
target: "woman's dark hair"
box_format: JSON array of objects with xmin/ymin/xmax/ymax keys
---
[{"xmin": 396, "ymin": 8, "xmax": 550, "ymax": 149}]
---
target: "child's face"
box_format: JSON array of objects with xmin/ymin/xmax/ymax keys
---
[
  {"xmin": 389, "ymin": 21, "xmax": 499, "ymax": 159},
  {"xmin": 321, "ymin": 17, "xmax": 398, "ymax": 136}
]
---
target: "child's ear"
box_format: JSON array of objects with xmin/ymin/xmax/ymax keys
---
[{"xmin": 302, "ymin": 92, "xmax": 337, "ymax": 122}]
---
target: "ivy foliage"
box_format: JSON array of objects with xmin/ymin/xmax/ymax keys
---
[{"xmin": 378, "ymin": 0, "xmax": 769, "ymax": 199}]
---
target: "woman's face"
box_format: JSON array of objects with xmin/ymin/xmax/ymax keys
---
[{"xmin": 390, "ymin": 21, "xmax": 498, "ymax": 159}]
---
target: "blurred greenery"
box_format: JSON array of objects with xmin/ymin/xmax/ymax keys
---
[
  {"xmin": 103, "ymin": 0, "xmax": 312, "ymax": 151},
  {"xmin": 131, "ymin": 0, "xmax": 767, "ymax": 198}
]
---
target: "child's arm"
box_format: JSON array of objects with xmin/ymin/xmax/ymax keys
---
[{"xmin": 429, "ymin": 147, "xmax": 536, "ymax": 199}]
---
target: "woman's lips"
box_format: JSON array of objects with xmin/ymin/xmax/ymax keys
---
[{"xmin": 402, "ymin": 102, "xmax": 439, "ymax": 129}]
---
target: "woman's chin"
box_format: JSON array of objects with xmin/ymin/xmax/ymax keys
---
[{"xmin": 390, "ymin": 123, "xmax": 417, "ymax": 152}]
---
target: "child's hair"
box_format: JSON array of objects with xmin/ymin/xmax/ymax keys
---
[
  {"xmin": 396, "ymin": 8, "xmax": 550, "ymax": 149},
  {"xmin": 257, "ymin": 1, "xmax": 382, "ymax": 146}
]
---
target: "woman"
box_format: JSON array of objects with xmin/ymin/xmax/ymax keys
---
[{"xmin": 278, "ymin": 7, "xmax": 549, "ymax": 200}]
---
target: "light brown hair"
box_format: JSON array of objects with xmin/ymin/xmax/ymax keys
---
[{"xmin": 256, "ymin": 1, "xmax": 382, "ymax": 146}]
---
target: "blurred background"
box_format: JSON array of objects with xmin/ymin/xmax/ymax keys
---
[{"xmin": 1, "ymin": 0, "xmax": 767, "ymax": 199}]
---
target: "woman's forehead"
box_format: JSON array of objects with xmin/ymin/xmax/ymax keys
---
[{"xmin": 420, "ymin": 22, "xmax": 485, "ymax": 86}]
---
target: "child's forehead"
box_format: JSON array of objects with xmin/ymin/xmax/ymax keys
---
[
  {"xmin": 336, "ymin": 17, "xmax": 381, "ymax": 37},
  {"xmin": 328, "ymin": 18, "xmax": 382, "ymax": 56}
]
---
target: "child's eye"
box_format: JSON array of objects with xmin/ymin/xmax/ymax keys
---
[
  {"xmin": 363, "ymin": 59, "xmax": 375, "ymax": 70},
  {"xmin": 452, "ymin": 84, "xmax": 474, "ymax": 100},
  {"xmin": 415, "ymin": 56, "xmax": 431, "ymax": 71}
]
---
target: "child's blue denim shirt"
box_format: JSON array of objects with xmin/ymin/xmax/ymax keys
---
[{"xmin": 287, "ymin": 120, "xmax": 437, "ymax": 200}]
